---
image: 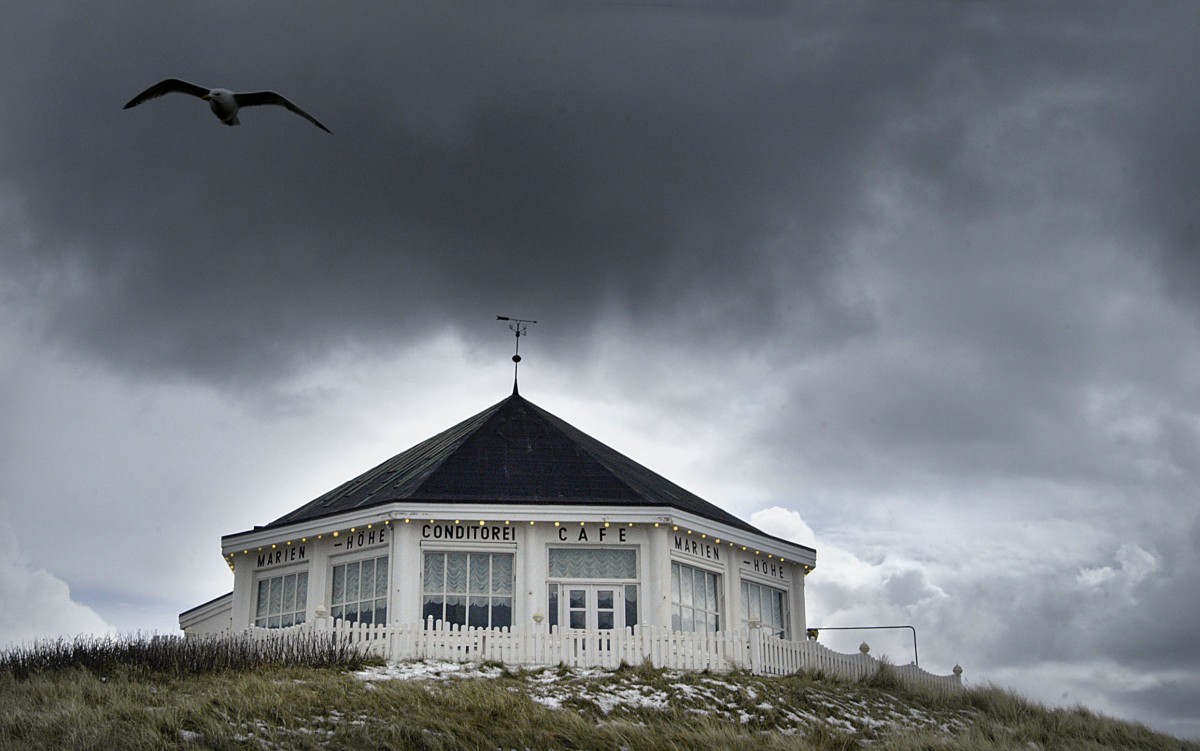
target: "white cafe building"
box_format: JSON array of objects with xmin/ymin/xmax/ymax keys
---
[{"xmin": 180, "ymin": 385, "xmax": 817, "ymax": 641}]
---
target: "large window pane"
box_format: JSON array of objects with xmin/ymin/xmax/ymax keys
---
[
  {"xmin": 332, "ymin": 565, "xmax": 345, "ymax": 604},
  {"xmin": 282, "ymin": 574, "xmax": 296, "ymax": 614},
  {"xmin": 255, "ymin": 569, "xmax": 308, "ymax": 629},
  {"xmin": 268, "ymin": 578, "xmax": 282, "ymax": 615},
  {"xmin": 740, "ymin": 580, "xmax": 788, "ymax": 639},
  {"xmin": 446, "ymin": 553, "xmax": 468, "ymax": 592},
  {"xmin": 671, "ymin": 562, "xmax": 720, "ymax": 633},
  {"xmin": 624, "ymin": 585, "xmax": 638, "ymax": 629},
  {"xmin": 469, "ymin": 556, "xmax": 489, "ymax": 594},
  {"xmin": 361, "ymin": 560, "xmax": 375, "ymax": 603},
  {"xmin": 345, "ymin": 561, "xmax": 360, "ymax": 603},
  {"xmin": 423, "ymin": 552, "xmax": 513, "ymax": 629},
  {"xmin": 492, "ymin": 597, "xmax": 512, "ymax": 629},
  {"xmin": 331, "ymin": 555, "xmax": 389, "ymax": 625},
  {"xmin": 468, "ymin": 596, "xmax": 489, "ymax": 628},
  {"xmin": 492, "ymin": 555, "xmax": 513, "ymax": 595},
  {"xmin": 445, "ymin": 594, "xmax": 465, "ymax": 624},
  {"xmin": 423, "ymin": 552, "xmax": 444, "ymax": 590},
  {"xmin": 423, "ymin": 595, "xmax": 443, "ymax": 622},
  {"xmin": 375, "ymin": 565, "xmax": 388, "ymax": 598}
]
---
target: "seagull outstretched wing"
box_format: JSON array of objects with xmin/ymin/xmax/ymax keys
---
[
  {"xmin": 123, "ymin": 78, "xmax": 211, "ymax": 109},
  {"xmin": 235, "ymin": 91, "xmax": 332, "ymax": 133}
]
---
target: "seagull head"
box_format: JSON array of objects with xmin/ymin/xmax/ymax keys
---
[{"xmin": 201, "ymin": 89, "xmax": 239, "ymax": 123}]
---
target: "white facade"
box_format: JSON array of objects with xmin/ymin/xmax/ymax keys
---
[{"xmin": 212, "ymin": 504, "xmax": 815, "ymax": 640}]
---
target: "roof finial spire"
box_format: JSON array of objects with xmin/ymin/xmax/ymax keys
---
[{"xmin": 496, "ymin": 316, "xmax": 537, "ymax": 395}]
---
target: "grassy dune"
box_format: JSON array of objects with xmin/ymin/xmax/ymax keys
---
[{"xmin": 1, "ymin": 635, "xmax": 1193, "ymax": 750}]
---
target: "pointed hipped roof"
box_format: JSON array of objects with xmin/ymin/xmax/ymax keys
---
[{"xmin": 259, "ymin": 392, "xmax": 785, "ymax": 542}]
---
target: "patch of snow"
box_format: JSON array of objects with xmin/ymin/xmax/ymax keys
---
[{"xmin": 353, "ymin": 659, "xmax": 503, "ymax": 682}]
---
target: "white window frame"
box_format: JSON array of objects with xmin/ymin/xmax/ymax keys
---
[
  {"xmin": 421, "ymin": 550, "xmax": 514, "ymax": 629},
  {"xmin": 329, "ymin": 552, "xmax": 389, "ymax": 626},
  {"xmin": 740, "ymin": 579, "xmax": 789, "ymax": 639},
  {"xmin": 253, "ymin": 566, "xmax": 308, "ymax": 629},
  {"xmin": 670, "ymin": 560, "xmax": 722, "ymax": 634}
]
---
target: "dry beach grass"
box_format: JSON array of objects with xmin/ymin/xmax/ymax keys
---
[{"xmin": 0, "ymin": 634, "xmax": 1193, "ymax": 750}]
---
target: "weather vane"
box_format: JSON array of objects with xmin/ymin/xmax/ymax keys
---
[{"xmin": 497, "ymin": 316, "xmax": 537, "ymax": 394}]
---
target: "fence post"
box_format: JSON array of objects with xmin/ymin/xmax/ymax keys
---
[
  {"xmin": 747, "ymin": 625, "xmax": 763, "ymax": 674},
  {"xmin": 313, "ymin": 605, "xmax": 330, "ymax": 635}
]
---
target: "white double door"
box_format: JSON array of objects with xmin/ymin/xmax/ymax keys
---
[{"xmin": 563, "ymin": 583, "xmax": 627, "ymax": 631}]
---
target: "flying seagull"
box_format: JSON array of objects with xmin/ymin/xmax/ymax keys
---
[{"xmin": 123, "ymin": 78, "xmax": 331, "ymax": 133}]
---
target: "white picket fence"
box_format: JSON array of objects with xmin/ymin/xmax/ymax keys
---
[{"xmin": 243, "ymin": 613, "xmax": 962, "ymax": 692}]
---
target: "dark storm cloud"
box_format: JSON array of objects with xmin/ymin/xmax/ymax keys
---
[
  {"xmin": 0, "ymin": 3, "xmax": 867, "ymax": 383},
  {"xmin": 1, "ymin": 2, "xmax": 1114, "ymax": 387}
]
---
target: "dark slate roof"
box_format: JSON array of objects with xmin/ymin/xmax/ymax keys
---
[{"xmin": 262, "ymin": 392, "xmax": 774, "ymax": 539}]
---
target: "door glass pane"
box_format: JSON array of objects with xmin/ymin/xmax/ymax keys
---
[
  {"xmin": 598, "ymin": 611, "xmax": 614, "ymax": 630},
  {"xmin": 547, "ymin": 584, "xmax": 558, "ymax": 628},
  {"xmin": 596, "ymin": 589, "xmax": 614, "ymax": 610},
  {"xmin": 624, "ymin": 585, "xmax": 638, "ymax": 628},
  {"xmin": 569, "ymin": 589, "xmax": 586, "ymax": 609},
  {"xmin": 569, "ymin": 610, "xmax": 586, "ymax": 629}
]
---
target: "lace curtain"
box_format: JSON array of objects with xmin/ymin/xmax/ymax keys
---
[{"xmin": 548, "ymin": 548, "xmax": 637, "ymax": 579}]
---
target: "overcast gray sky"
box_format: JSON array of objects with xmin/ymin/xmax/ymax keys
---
[{"xmin": 2, "ymin": 0, "xmax": 1198, "ymax": 739}]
